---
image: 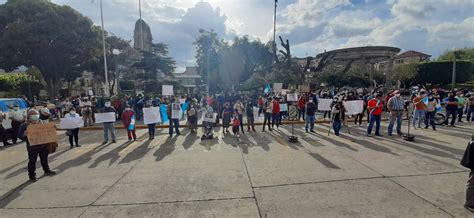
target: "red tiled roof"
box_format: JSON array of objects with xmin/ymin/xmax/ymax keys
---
[{"xmin": 396, "ymin": 50, "xmax": 431, "ymax": 58}]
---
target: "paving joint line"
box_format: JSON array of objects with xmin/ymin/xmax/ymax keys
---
[
  {"xmin": 77, "ymin": 132, "xmax": 160, "ymax": 218},
  {"xmin": 237, "ymin": 138, "xmax": 263, "ymax": 218},
  {"xmin": 387, "ymin": 178, "xmax": 455, "ymax": 217}
]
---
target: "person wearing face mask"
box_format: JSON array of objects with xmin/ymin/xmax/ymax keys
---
[
  {"xmin": 367, "ymin": 93, "xmax": 384, "ymax": 137},
  {"xmin": 412, "ymin": 91, "xmax": 427, "ymax": 129},
  {"xmin": 456, "ymin": 92, "xmax": 466, "ymax": 122},
  {"xmin": 39, "ymin": 107, "xmax": 51, "ymax": 123},
  {"xmin": 64, "ymin": 108, "xmax": 81, "ymax": 148},
  {"xmin": 102, "ymin": 101, "xmax": 117, "ymax": 144},
  {"xmin": 8, "ymin": 104, "xmax": 25, "ymax": 144},
  {"xmin": 0, "ymin": 111, "xmax": 12, "ymax": 146},
  {"xmin": 424, "ymin": 95, "xmax": 437, "ymax": 130},
  {"xmin": 387, "ymin": 90, "xmax": 404, "ymax": 136},
  {"xmin": 121, "ymin": 105, "xmax": 136, "ymax": 141},
  {"xmin": 444, "ymin": 92, "xmax": 458, "ymax": 127},
  {"xmin": 18, "ymin": 110, "xmax": 56, "ymax": 182}
]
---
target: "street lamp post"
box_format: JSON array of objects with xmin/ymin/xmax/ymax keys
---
[
  {"xmin": 99, "ymin": 0, "xmax": 109, "ymax": 97},
  {"xmin": 112, "ymin": 49, "xmax": 120, "ymax": 95},
  {"xmin": 451, "ymin": 51, "xmax": 457, "ymax": 90}
]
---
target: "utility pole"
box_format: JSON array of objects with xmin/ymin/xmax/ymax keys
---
[
  {"xmin": 451, "ymin": 51, "xmax": 457, "ymax": 90},
  {"xmin": 273, "ymin": 0, "xmax": 277, "ymax": 82},
  {"xmin": 139, "ymin": 0, "xmax": 144, "ymax": 50},
  {"xmin": 99, "ymin": 0, "xmax": 109, "ymax": 97}
]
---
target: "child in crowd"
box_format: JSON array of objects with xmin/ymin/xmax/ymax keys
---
[{"xmin": 232, "ymin": 112, "xmax": 241, "ymax": 137}]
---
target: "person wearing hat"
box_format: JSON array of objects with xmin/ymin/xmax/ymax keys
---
[
  {"xmin": 102, "ymin": 101, "xmax": 117, "ymax": 144},
  {"xmin": 367, "ymin": 93, "xmax": 384, "ymax": 137},
  {"xmin": 8, "ymin": 104, "xmax": 25, "ymax": 144},
  {"xmin": 18, "ymin": 109, "xmax": 56, "ymax": 182}
]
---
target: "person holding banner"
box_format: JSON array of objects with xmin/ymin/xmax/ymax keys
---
[
  {"xmin": 18, "ymin": 110, "xmax": 56, "ymax": 182},
  {"xmin": 64, "ymin": 108, "xmax": 81, "ymax": 148},
  {"xmin": 122, "ymin": 106, "xmax": 137, "ymax": 141},
  {"xmin": 101, "ymin": 101, "xmax": 117, "ymax": 144},
  {"xmin": 367, "ymin": 93, "xmax": 384, "ymax": 137},
  {"xmin": 387, "ymin": 90, "xmax": 405, "ymax": 136}
]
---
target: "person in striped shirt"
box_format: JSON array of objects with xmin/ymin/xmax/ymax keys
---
[{"xmin": 387, "ymin": 90, "xmax": 405, "ymax": 136}]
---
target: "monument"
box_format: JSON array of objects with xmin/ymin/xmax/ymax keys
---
[{"xmin": 133, "ymin": 19, "xmax": 153, "ymax": 52}]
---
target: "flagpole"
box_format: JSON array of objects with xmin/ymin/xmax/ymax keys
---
[{"xmin": 100, "ymin": 0, "xmax": 109, "ymax": 97}]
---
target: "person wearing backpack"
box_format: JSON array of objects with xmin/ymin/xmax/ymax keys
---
[{"xmin": 461, "ymin": 134, "xmax": 474, "ymax": 213}]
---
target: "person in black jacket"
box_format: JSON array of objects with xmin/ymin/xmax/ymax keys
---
[
  {"xmin": 19, "ymin": 109, "xmax": 56, "ymax": 182},
  {"xmin": 461, "ymin": 134, "xmax": 474, "ymax": 213}
]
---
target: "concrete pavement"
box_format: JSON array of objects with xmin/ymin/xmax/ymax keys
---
[{"xmin": 0, "ymin": 121, "xmax": 473, "ymax": 217}]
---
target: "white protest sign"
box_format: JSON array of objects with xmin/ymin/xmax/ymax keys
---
[
  {"xmin": 280, "ymin": 103, "xmax": 288, "ymax": 112},
  {"xmin": 94, "ymin": 112, "xmax": 116, "ymax": 123},
  {"xmin": 343, "ymin": 100, "xmax": 364, "ymax": 115},
  {"xmin": 273, "ymin": 83, "xmax": 283, "ymax": 93},
  {"xmin": 2, "ymin": 114, "xmax": 12, "ymax": 129},
  {"xmin": 60, "ymin": 117, "xmax": 84, "ymax": 129},
  {"xmin": 286, "ymin": 93, "xmax": 298, "ymax": 102},
  {"xmin": 281, "ymin": 89, "xmax": 289, "ymax": 95},
  {"xmin": 162, "ymin": 85, "xmax": 174, "ymax": 96},
  {"xmin": 253, "ymin": 107, "xmax": 259, "ymax": 118},
  {"xmin": 170, "ymin": 103, "xmax": 181, "ymax": 119},
  {"xmin": 143, "ymin": 107, "xmax": 162, "ymax": 124},
  {"xmin": 318, "ymin": 99, "xmax": 332, "ymax": 111},
  {"xmin": 201, "ymin": 112, "xmax": 216, "ymax": 123}
]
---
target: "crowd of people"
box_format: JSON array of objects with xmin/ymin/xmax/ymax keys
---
[{"xmin": 0, "ymin": 87, "xmax": 473, "ymax": 182}]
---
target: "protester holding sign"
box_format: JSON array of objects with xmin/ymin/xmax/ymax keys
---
[
  {"xmin": 122, "ymin": 106, "xmax": 137, "ymax": 141},
  {"xmin": 167, "ymin": 99, "xmax": 181, "ymax": 137},
  {"xmin": 64, "ymin": 108, "xmax": 81, "ymax": 148},
  {"xmin": 367, "ymin": 93, "xmax": 384, "ymax": 137},
  {"xmin": 101, "ymin": 101, "xmax": 117, "ymax": 144},
  {"xmin": 18, "ymin": 109, "xmax": 56, "ymax": 182},
  {"xmin": 187, "ymin": 101, "xmax": 198, "ymax": 134}
]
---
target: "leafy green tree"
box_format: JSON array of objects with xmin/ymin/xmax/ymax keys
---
[
  {"xmin": 0, "ymin": 0, "xmax": 102, "ymax": 97},
  {"xmin": 229, "ymin": 36, "xmax": 273, "ymax": 83},
  {"xmin": 438, "ymin": 47, "xmax": 474, "ymax": 62},
  {"xmin": 391, "ymin": 63, "xmax": 419, "ymax": 87},
  {"xmin": 415, "ymin": 61, "xmax": 473, "ymax": 85}
]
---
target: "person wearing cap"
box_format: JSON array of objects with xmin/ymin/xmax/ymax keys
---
[
  {"xmin": 101, "ymin": 101, "xmax": 117, "ymax": 144},
  {"xmin": 0, "ymin": 111, "xmax": 12, "ymax": 146},
  {"xmin": 387, "ymin": 90, "xmax": 404, "ymax": 136},
  {"xmin": 367, "ymin": 93, "xmax": 384, "ymax": 137},
  {"xmin": 262, "ymin": 97, "xmax": 273, "ymax": 132},
  {"xmin": 18, "ymin": 109, "xmax": 56, "ymax": 182}
]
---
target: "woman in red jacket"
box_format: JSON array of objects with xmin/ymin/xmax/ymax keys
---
[
  {"xmin": 297, "ymin": 95, "xmax": 306, "ymax": 121},
  {"xmin": 121, "ymin": 105, "xmax": 137, "ymax": 141}
]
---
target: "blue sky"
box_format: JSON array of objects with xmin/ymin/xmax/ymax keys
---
[{"xmin": 1, "ymin": 0, "xmax": 473, "ymax": 71}]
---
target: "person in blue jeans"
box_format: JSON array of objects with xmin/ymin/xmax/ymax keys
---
[
  {"xmin": 367, "ymin": 93, "xmax": 384, "ymax": 137},
  {"xmin": 166, "ymin": 99, "xmax": 181, "ymax": 137},
  {"xmin": 387, "ymin": 91, "xmax": 404, "ymax": 136},
  {"xmin": 412, "ymin": 91, "xmax": 427, "ymax": 128},
  {"xmin": 444, "ymin": 92, "xmax": 458, "ymax": 127},
  {"xmin": 305, "ymin": 99, "xmax": 317, "ymax": 133}
]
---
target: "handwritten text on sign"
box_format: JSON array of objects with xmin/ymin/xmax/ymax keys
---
[{"xmin": 27, "ymin": 123, "xmax": 57, "ymax": 146}]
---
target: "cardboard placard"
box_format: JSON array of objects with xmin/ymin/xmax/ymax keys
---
[
  {"xmin": 162, "ymin": 85, "xmax": 174, "ymax": 96},
  {"xmin": 343, "ymin": 100, "xmax": 364, "ymax": 115},
  {"xmin": 273, "ymin": 83, "xmax": 283, "ymax": 93},
  {"xmin": 318, "ymin": 99, "xmax": 332, "ymax": 111},
  {"xmin": 288, "ymin": 105, "xmax": 298, "ymax": 120},
  {"xmin": 301, "ymin": 85, "xmax": 310, "ymax": 93},
  {"xmin": 27, "ymin": 123, "xmax": 57, "ymax": 146},
  {"xmin": 286, "ymin": 93, "xmax": 298, "ymax": 102},
  {"xmin": 143, "ymin": 107, "xmax": 162, "ymax": 124},
  {"xmin": 94, "ymin": 112, "xmax": 116, "ymax": 123},
  {"xmin": 171, "ymin": 103, "xmax": 181, "ymax": 119},
  {"xmin": 201, "ymin": 112, "xmax": 217, "ymax": 123},
  {"xmin": 280, "ymin": 103, "xmax": 288, "ymax": 112},
  {"xmin": 60, "ymin": 117, "xmax": 84, "ymax": 129}
]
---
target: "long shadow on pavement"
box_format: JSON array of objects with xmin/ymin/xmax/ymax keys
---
[
  {"xmin": 307, "ymin": 152, "xmax": 341, "ymax": 169},
  {"xmin": 154, "ymin": 136, "xmax": 178, "ymax": 161},
  {"xmin": 88, "ymin": 141, "xmax": 134, "ymax": 168}
]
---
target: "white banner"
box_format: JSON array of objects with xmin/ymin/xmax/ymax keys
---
[
  {"xmin": 143, "ymin": 107, "xmax": 162, "ymax": 124},
  {"xmin": 286, "ymin": 93, "xmax": 298, "ymax": 102},
  {"xmin": 201, "ymin": 112, "xmax": 217, "ymax": 123},
  {"xmin": 318, "ymin": 99, "xmax": 332, "ymax": 111},
  {"xmin": 60, "ymin": 117, "xmax": 84, "ymax": 129},
  {"xmin": 343, "ymin": 100, "xmax": 364, "ymax": 115},
  {"xmin": 280, "ymin": 103, "xmax": 288, "ymax": 112},
  {"xmin": 2, "ymin": 116, "xmax": 12, "ymax": 129},
  {"xmin": 273, "ymin": 83, "xmax": 283, "ymax": 93},
  {"xmin": 94, "ymin": 112, "xmax": 116, "ymax": 123},
  {"xmin": 162, "ymin": 85, "xmax": 174, "ymax": 96},
  {"xmin": 171, "ymin": 103, "xmax": 181, "ymax": 119}
]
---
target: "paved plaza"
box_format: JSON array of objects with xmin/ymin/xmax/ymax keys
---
[{"xmin": 0, "ymin": 122, "xmax": 473, "ymax": 217}]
